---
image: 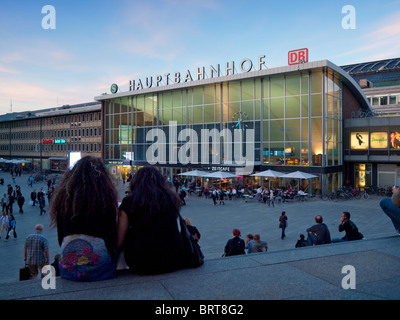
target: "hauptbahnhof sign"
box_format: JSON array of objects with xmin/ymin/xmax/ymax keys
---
[{"xmin": 128, "ymin": 55, "xmax": 267, "ymax": 92}]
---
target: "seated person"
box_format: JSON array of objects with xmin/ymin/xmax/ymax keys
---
[
  {"xmin": 332, "ymin": 212, "xmax": 363, "ymax": 242},
  {"xmin": 295, "ymin": 234, "xmax": 307, "ymax": 248},
  {"xmin": 251, "ymin": 234, "xmax": 268, "ymax": 253},
  {"xmin": 306, "ymin": 215, "xmax": 331, "ymax": 246},
  {"xmin": 224, "ymin": 229, "xmax": 245, "ymax": 257}
]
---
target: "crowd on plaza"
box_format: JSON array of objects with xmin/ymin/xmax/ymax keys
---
[{"xmin": 1, "ymin": 159, "xmax": 400, "ymax": 284}]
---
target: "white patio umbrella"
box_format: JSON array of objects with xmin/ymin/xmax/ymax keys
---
[
  {"xmin": 178, "ymin": 170, "xmax": 210, "ymax": 190},
  {"xmin": 250, "ymin": 169, "xmax": 285, "ymax": 178},
  {"xmin": 205, "ymin": 171, "xmax": 238, "ymax": 179},
  {"xmin": 251, "ymin": 169, "xmax": 285, "ymax": 188},
  {"xmin": 281, "ymin": 171, "xmax": 317, "ymax": 179},
  {"xmin": 178, "ymin": 170, "xmax": 210, "ymax": 177},
  {"xmin": 205, "ymin": 171, "xmax": 238, "ymax": 189},
  {"xmin": 281, "ymin": 171, "xmax": 318, "ymax": 192}
]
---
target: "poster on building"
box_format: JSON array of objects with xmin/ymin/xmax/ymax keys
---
[
  {"xmin": 390, "ymin": 132, "xmax": 400, "ymax": 149},
  {"xmin": 351, "ymin": 132, "xmax": 369, "ymax": 149},
  {"xmin": 370, "ymin": 132, "xmax": 388, "ymax": 149}
]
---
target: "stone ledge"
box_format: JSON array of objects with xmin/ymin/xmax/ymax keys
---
[{"xmin": 2, "ymin": 236, "xmax": 400, "ymax": 300}]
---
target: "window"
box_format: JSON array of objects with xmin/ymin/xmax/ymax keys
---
[
  {"xmin": 389, "ymin": 96, "xmax": 397, "ymax": 105},
  {"xmin": 380, "ymin": 96, "xmax": 388, "ymax": 105}
]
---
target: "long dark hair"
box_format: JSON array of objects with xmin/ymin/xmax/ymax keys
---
[
  {"xmin": 127, "ymin": 166, "xmax": 181, "ymax": 216},
  {"xmin": 49, "ymin": 156, "xmax": 118, "ymax": 227}
]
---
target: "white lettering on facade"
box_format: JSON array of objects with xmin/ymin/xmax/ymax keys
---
[{"xmin": 129, "ymin": 55, "xmax": 266, "ymax": 91}]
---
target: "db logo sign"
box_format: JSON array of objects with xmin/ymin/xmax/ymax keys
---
[{"xmin": 288, "ymin": 48, "xmax": 308, "ymax": 65}]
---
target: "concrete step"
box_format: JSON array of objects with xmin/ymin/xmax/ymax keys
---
[{"xmin": 2, "ymin": 235, "xmax": 399, "ymax": 300}]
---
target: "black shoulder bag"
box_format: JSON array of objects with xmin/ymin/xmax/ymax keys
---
[{"xmin": 178, "ymin": 214, "xmax": 204, "ymax": 268}]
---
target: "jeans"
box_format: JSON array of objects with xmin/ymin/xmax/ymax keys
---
[
  {"xmin": 281, "ymin": 226, "xmax": 286, "ymax": 239},
  {"xmin": 380, "ymin": 198, "xmax": 400, "ymax": 232}
]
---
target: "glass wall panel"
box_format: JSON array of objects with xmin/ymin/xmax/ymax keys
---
[
  {"xmin": 255, "ymin": 78, "xmax": 261, "ymax": 100},
  {"xmin": 229, "ymin": 82, "xmax": 241, "ymax": 102},
  {"xmin": 301, "ymin": 118, "xmax": 309, "ymax": 141},
  {"xmin": 301, "ymin": 142, "xmax": 309, "ymax": 166},
  {"xmin": 161, "ymin": 108, "xmax": 172, "ymax": 125},
  {"xmin": 241, "ymin": 79, "xmax": 254, "ymax": 100},
  {"xmin": 192, "ymin": 106, "xmax": 203, "ymax": 124},
  {"xmin": 285, "ymin": 142, "xmax": 300, "ymax": 166},
  {"xmin": 262, "ymin": 77, "xmax": 269, "ymax": 99},
  {"xmin": 263, "ymin": 99, "xmax": 269, "ymax": 119},
  {"xmin": 285, "ymin": 119, "xmax": 300, "ymax": 141},
  {"xmin": 192, "ymin": 87, "xmax": 203, "ymax": 105},
  {"xmin": 301, "ymin": 95, "xmax": 309, "ymax": 118},
  {"xmin": 285, "ymin": 75, "xmax": 300, "ymax": 96},
  {"xmin": 270, "ymin": 98, "xmax": 284, "ymax": 119},
  {"xmin": 263, "ymin": 121, "xmax": 269, "ymax": 142},
  {"xmin": 255, "ymin": 100, "xmax": 261, "ymax": 120},
  {"xmin": 242, "ymin": 102, "xmax": 254, "ymax": 120},
  {"xmin": 301, "ymin": 73, "xmax": 309, "ymax": 94},
  {"xmin": 270, "ymin": 76, "xmax": 284, "ymax": 97},
  {"xmin": 311, "ymin": 94, "xmax": 322, "ymax": 117},
  {"xmin": 204, "ymin": 85, "xmax": 215, "ymax": 104},
  {"xmin": 286, "ymin": 96, "xmax": 300, "ymax": 118},
  {"xmin": 229, "ymin": 102, "xmax": 241, "ymax": 121},
  {"xmin": 263, "ymin": 143, "xmax": 270, "ymax": 164},
  {"xmin": 172, "ymin": 90, "xmax": 182, "ymax": 107},
  {"xmin": 311, "ymin": 141, "xmax": 323, "ymax": 166},
  {"xmin": 173, "ymin": 107, "xmax": 183, "ymax": 124},
  {"xmin": 270, "ymin": 119, "xmax": 284, "ymax": 141},
  {"xmin": 215, "ymin": 103, "xmax": 221, "ymax": 123},
  {"xmin": 269, "ymin": 142, "xmax": 285, "ymax": 165},
  {"xmin": 311, "ymin": 117, "xmax": 323, "ymax": 141},
  {"xmin": 204, "ymin": 105, "xmax": 215, "ymax": 123},
  {"xmin": 311, "ymin": 71, "xmax": 323, "ymax": 93}
]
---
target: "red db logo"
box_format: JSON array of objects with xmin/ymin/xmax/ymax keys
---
[{"xmin": 288, "ymin": 48, "xmax": 308, "ymax": 65}]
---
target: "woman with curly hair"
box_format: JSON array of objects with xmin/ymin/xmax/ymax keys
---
[
  {"xmin": 117, "ymin": 166, "xmax": 186, "ymax": 274},
  {"xmin": 49, "ymin": 156, "xmax": 118, "ymax": 281}
]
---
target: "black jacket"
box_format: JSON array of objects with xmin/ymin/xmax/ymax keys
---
[
  {"xmin": 339, "ymin": 220, "xmax": 363, "ymax": 241},
  {"xmin": 224, "ymin": 237, "xmax": 245, "ymax": 256}
]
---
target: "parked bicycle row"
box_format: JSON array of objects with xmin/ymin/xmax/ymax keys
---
[{"xmin": 322, "ymin": 185, "xmax": 395, "ymax": 201}]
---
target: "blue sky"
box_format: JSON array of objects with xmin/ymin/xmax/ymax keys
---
[{"xmin": 0, "ymin": 0, "xmax": 399, "ymax": 114}]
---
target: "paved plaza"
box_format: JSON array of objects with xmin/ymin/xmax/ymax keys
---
[{"xmin": 0, "ymin": 170, "xmax": 398, "ymax": 286}]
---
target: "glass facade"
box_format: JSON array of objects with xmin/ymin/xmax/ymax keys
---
[{"xmin": 102, "ymin": 66, "xmax": 346, "ymax": 194}]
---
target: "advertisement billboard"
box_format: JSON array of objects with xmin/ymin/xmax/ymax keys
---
[
  {"xmin": 370, "ymin": 132, "xmax": 388, "ymax": 149},
  {"xmin": 350, "ymin": 132, "xmax": 369, "ymax": 149}
]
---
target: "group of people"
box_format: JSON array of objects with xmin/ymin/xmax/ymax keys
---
[
  {"xmin": 223, "ymin": 229, "xmax": 268, "ymax": 257},
  {"xmin": 12, "ymin": 159, "xmax": 400, "ymax": 283},
  {"xmin": 222, "ymin": 208, "xmax": 366, "ymax": 257},
  {"xmin": 24, "ymin": 156, "xmax": 203, "ymax": 282}
]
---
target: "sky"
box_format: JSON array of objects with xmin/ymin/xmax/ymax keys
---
[{"xmin": 0, "ymin": 0, "xmax": 399, "ymax": 115}]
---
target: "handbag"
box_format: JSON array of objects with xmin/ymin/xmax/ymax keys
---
[
  {"xmin": 19, "ymin": 265, "xmax": 30, "ymax": 281},
  {"xmin": 178, "ymin": 214, "xmax": 204, "ymax": 268}
]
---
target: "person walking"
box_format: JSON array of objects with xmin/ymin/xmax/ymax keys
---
[
  {"xmin": 37, "ymin": 188, "xmax": 46, "ymax": 215},
  {"xmin": 24, "ymin": 224, "xmax": 49, "ymax": 279},
  {"xmin": 1, "ymin": 194, "xmax": 7, "ymax": 212},
  {"xmin": 30, "ymin": 190, "xmax": 36, "ymax": 207},
  {"xmin": 0, "ymin": 212, "xmax": 8, "ymax": 239},
  {"xmin": 5, "ymin": 214, "xmax": 17, "ymax": 240},
  {"xmin": 17, "ymin": 193, "xmax": 25, "ymax": 214},
  {"xmin": 279, "ymin": 211, "xmax": 288, "ymax": 239},
  {"xmin": 268, "ymin": 190, "xmax": 275, "ymax": 208}
]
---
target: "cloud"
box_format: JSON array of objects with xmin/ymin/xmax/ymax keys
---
[{"xmin": 336, "ymin": 11, "xmax": 400, "ymax": 60}]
